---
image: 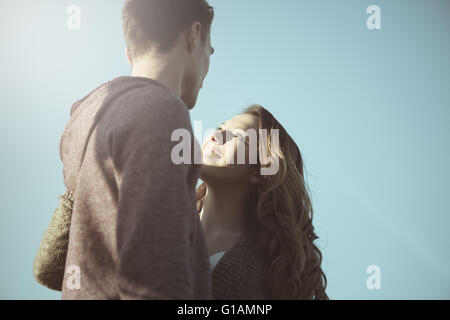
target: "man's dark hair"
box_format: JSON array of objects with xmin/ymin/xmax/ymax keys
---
[{"xmin": 122, "ymin": 0, "xmax": 214, "ymax": 57}]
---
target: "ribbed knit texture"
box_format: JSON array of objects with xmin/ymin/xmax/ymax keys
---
[
  {"xmin": 33, "ymin": 190, "xmax": 74, "ymax": 291},
  {"xmin": 211, "ymin": 230, "xmax": 266, "ymax": 300}
]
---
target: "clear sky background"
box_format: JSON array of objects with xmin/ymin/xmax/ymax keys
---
[{"xmin": 0, "ymin": 0, "xmax": 449, "ymax": 299}]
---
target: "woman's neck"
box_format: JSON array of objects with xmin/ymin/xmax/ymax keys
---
[{"xmin": 200, "ymin": 182, "xmax": 252, "ymax": 239}]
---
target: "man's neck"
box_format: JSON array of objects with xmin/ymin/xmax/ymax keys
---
[{"xmin": 130, "ymin": 50, "xmax": 185, "ymax": 99}]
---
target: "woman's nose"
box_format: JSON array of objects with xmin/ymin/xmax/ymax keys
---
[{"xmin": 211, "ymin": 131, "xmax": 222, "ymax": 144}]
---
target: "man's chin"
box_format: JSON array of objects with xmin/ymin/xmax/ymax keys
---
[{"xmin": 181, "ymin": 90, "xmax": 199, "ymax": 110}]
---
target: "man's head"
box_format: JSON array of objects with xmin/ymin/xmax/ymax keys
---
[{"xmin": 122, "ymin": 0, "xmax": 215, "ymax": 109}]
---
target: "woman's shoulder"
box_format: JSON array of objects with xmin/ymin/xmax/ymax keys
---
[{"xmin": 211, "ymin": 231, "xmax": 267, "ymax": 300}]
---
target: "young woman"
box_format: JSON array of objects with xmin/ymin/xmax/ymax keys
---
[
  {"xmin": 34, "ymin": 105, "xmax": 328, "ymax": 300},
  {"xmin": 196, "ymin": 105, "xmax": 328, "ymax": 299}
]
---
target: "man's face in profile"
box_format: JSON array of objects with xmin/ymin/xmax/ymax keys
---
[{"xmin": 182, "ymin": 31, "xmax": 214, "ymax": 110}]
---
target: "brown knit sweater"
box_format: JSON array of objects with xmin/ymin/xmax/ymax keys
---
[
  {"xmin": 34, "ymin": 189, "xmax": 268, "ymax": 300},
  {"xmin": 44, "ymin": 76, "xmax": 212, "ymax": 299}
]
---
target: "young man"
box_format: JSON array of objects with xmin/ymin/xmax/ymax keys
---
[{"xmin": 37, "ymin": 0, "xmax": 215, "ymax": 299}]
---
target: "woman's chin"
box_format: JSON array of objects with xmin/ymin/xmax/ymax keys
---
[{"xmin": 202, "ymin": 154, "xmax": 226, "ymax": 167}]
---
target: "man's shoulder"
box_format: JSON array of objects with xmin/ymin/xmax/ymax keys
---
[{"xmin": 105, "ymin": 78, "xmax": 191, "ymax": 130}]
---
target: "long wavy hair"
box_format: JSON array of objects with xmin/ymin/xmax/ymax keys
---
[{"xmin": 197, "ymin": 105, "xmax": 328, "ymax": 299}]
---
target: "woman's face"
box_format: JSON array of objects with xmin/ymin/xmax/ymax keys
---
[{"xmin": 200, "ymin": 113, "xmax": 259, "ymax": 184}]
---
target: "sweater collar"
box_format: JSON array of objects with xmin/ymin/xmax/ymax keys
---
[{"xmin": 211, "ymin": 226, "xmax": 266, "ymax": 299}]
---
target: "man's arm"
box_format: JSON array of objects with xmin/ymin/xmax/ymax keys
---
[{"xmin": 109, "ymin": 97, "xmax": 198, "ymax": 300}]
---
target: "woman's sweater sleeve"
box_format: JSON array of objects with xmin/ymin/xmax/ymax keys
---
[{"xmin": 33, "ymin": 189, "xmax": 73, "ymax": 291}]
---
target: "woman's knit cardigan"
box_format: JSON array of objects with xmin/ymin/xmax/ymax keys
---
[{"xmin": 33, "ymin": 190, "xmax": 267, "ymax": 300}]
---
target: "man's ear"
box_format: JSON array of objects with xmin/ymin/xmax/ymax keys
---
[
  {"xmin": 187, "ymin": 21, "xmax": 202, "ymax": 53},
  {"xmin": 125, "ymin": 47, "xmax": 132, "ymax": 66}
]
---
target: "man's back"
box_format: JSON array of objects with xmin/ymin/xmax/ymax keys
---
[{"xmin": 60, "ymin": 76, "xmax": 211, "ymax": 299}]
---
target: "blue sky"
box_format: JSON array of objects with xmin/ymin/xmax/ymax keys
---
[{"xmin": 0, "ymin": 0, "xmax": 449, "ymax": 299}]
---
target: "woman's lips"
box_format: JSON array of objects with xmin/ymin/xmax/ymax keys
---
[{"xmin": 203, "ymin": 141, "xmax": 222, "ymax": 159}]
